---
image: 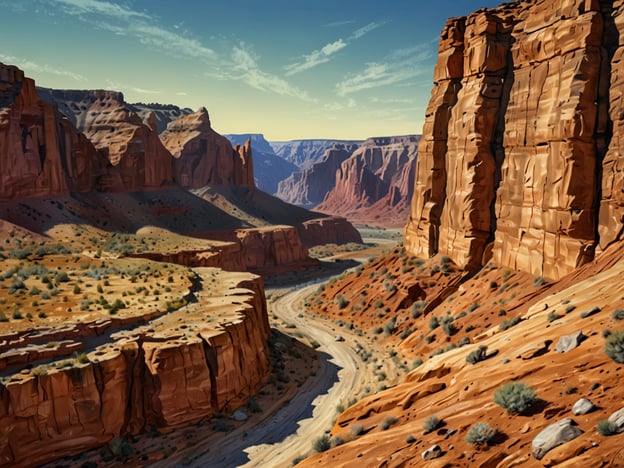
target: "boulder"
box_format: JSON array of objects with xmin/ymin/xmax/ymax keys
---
[
  {"xmin": 571, "ymin": 398, "xmax": 595, "ymax": 416},
  {"xmin": 554, "ymin": 331, "xmax": 586, "ymax": 353},
  {"xmin": 532, "ymin": 418, "xmax": 583, "ymax": 460},
  {"xmin": 421, "ymin": 444, "xmax": 443, "ymax": 461}
]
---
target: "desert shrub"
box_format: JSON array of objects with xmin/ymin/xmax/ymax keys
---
[
  {"xmin": 73, "ymin": 285, "xmax": 82, "ymax": 294},
  {"xmin": 458, "ymin": 336, "xmax": 471, "ymax": 347},
  {"xmin": 12, "ymin": 311, "xmax": 23, "ymax": 320},
  {"xmin": 411, "ymin": 301, "xmax": 426, "ymax": 318},
  {"xmin": 9, "ymin": 279, "xmax": 26, "ymax": 294},
  {"xmin": 0, "ymin": 312, "xmax": 8, "ymax": 322},
  {"xmin": 612, "ymin": 309, "xmax": 624, "ymax": 321},
  {"xmin": 336, "ymin": 295, "xmax": 349, "ymax": 310},
  {"xmin": 604, "ymin": 329, "xmax": 624, "ymax": 363},
  {"xmin": 312, "ymin": 434, "xmax": 331, "ymax": 452},
  {"xmin": 384, "ymin": 281, "xmax": 396, "ymax": 293},
  {"xmin": 423, "ymin": 415, "xmax": 442, "ymax": 434},
  {"xmin": 10, "ymin": 248, "xmax": 31, "ymax": 259},
  {"xmin": 533, "ymin": 276, "xmax": 547, "ymax": 287},
  {"xmin": 406, "ymin": 434, "xmax": 417, "ymax": 443},
  {"xmin": 383, "ymin": 317, "xmax": 397, "ymax": 336},
  {"xmin": 465, "ymin": 422, "xmax": 498, "ymax": 445},
  {"xmin": 55, "ymin": 271, "xmax": 70, "ymax": 283},
  {"xmin": 246, "ymin": 398, "xmax": 262, "ymax": 413},
  {"xmin": 466, "ymin": 345, "xmax": 488, "ymax": 365},
  {"xmin": 330, "ymin": 435, "xmax": 344, "ymax": 447},
  {"xmin": 350, "ymin": 424, "xmax": 364, "ymax": 438},
  {"xmin": 399, "ymin": 327, "xmax": 413, "ymax": 339},
  {"xmin": 565, "ymin": 304, "xmax": 577, "ymax": 313},
  {"xmin": 499, "ymin": 316, "xmax": 521, "ymax": 331},
  {"xmin": 429, "ymin": 316, "xmax": 440, "ymax": 330},
  {"xmin": 109, "ymin": 299, "xmax": 126, "ymax": 315},
  {"xmin": 38, "ymin": 311, "xmax": 46, "ymax": 318},
  {"xmin": 380, "ymin": 416, "xmax": 398, "ymax": 431},
  {"xmin": 493, "ymin": 382, "xmax": 537, "ymax": 414},
  {"xmin": 292, "ymin": 454, "xmax": 307, "ymax": 465},
  {"xmin": 547, "ymin": 311, "xmax": 562, "ymax": 323},
  {"xmin": 440, "ymin": 316, "xmax": 457, "ymax": 336},
  {"xmin": 412, "ymin": 357, "xmax": 424, "ymax": 369},
  {"xmin": 596, "ymin": 419, "xmax": 619, "ymax": 436},
  {"xmin": 580, "ymin": 306, "xmax": 601, "ymax": 318}
]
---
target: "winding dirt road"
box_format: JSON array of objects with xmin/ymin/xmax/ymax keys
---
[{"xmin": 179, "ymin": 281, "xmax": 380, "ymax": 467}]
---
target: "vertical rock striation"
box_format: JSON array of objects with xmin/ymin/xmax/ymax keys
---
[
  {"xmin": 161, "ymin": 108, "xmax": 255, "ymax": 188},
  {"xmin": 0, "ymin": 64, "xmax": 99, "ymax": 199},
  {"xmin": 406, "ymin": 0, "xmax": 624, "ymax": 280}
]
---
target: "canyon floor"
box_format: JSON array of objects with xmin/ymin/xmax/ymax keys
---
[{"xmin": 42, "ymin": 228, "xmax": 404, "ymax": 467}]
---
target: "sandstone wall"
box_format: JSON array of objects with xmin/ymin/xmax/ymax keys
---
[
  {"xmin": 0, "ymin": 65, "xmax": 99, "ymax": 199},
  {"xmin": 161, "ymin": 108, "xmax": 255, "ymax": 188},
  {"xmin": 0, "ymin": 273, "xmax": 271, "ymax": 467},
  {"xmin": 298, "ymin": 217, "xmax": 363, "ymax": 246},
  {"xmin": 406, "ymin": 0, "xmax": 622, "ymax": 279}
]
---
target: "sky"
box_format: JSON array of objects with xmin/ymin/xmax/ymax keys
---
[{"xmin": 0, "ymin": 0, "xmax": 503, "ymax": 141}]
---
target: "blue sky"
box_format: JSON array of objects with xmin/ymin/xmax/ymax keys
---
[{"xmin": 0, "ymin": 0, "xmax": 503, "ymax": 140}]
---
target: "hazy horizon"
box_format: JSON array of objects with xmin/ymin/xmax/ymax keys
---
[{"xmin": 1, "ymin": 0, "xmax": 501, "ymax": 140}]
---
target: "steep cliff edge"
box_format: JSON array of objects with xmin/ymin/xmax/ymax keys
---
[
  {"xmin": 0, "ymin": 64, "xmax": 100, "ymax": 199},
  {"xmin": 0, "ymin": 268, "xmax": 271, "ymax": 467},
  {"xmin": 161, "ymin": 108, "xmax": 254, "ymax": 188},
  {"xmin": 38, "ymin": 88, "xmax": 174, "ymax": 192},
  {"xmin": 315, "ymin": 136, "xmax": 419, "ymax": 226},
  {"xmin": 405, "ymin": 0, "xmax": 623, "ymax": 280}
]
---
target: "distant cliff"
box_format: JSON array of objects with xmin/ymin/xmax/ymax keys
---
[
  {"xmin": 405, "ymin": 0, "xmax": 624, "ymax": 280},
  {"xmin": 277, "ymin": 144, "xmax": 358, "ymax": 208},
  {"xmin": 226, "ymin": 134, "xmax": 298, "ymax": 194},
  {"xmin": 315, "ymin": 136, "xmax": 419, "ymax": 226},
  {"xmin": 271, "ymin": 139, "xmax": 363, "ymax": 169}
]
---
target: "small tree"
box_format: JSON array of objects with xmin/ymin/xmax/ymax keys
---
[{"xmin": 493, "ymin": 382, "xmax": 537, "ymax": 415}]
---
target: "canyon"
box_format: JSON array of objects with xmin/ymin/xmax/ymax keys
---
[{"xmin": 3, "ymin": 0, "xmax": 624, "ymax": 466}]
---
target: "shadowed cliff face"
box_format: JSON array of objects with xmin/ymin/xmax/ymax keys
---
[
  {"xmin": 0, "ymin": 65, "xmax": 100, "ymax": 199},
  {"xmin": 405, "ymin": 0, "xmax": 624, "ymax": 280}
]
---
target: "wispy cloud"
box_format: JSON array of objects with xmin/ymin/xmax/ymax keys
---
[
  {"xmin": 105, "ymin": 79, "xmax": 161, "ymax": 95},
  {"xmin": 0, "ymin": 54, "xmax": 86, "ymax": 81},
  {"xmin": 52, "ymin": 0, "xmax": 151, "ymax": 20},
  {"xmin": 325, "ymin": 19, "xmax": 356, "ymax": 28},
  {"xmin": 336, "ymin": 43, "xmax": 433, "ymax": 96},
  {"xmin": 49, "ymin": 0, "xmax": 216, "ymax": 61},
  {"xmin": 350, "ymin": 21, "xmax": 384, "ymax": 40},
  {"xmin": 284, "ymin": 39, "xmax": 347, "ymax": 76},
  {"xmin": 223, "ymin": 44, "xmax": 316, "ymax": 102},
  {"xmin": 285, "ymin": 21, "xmax": 384, "ymax": 76}
]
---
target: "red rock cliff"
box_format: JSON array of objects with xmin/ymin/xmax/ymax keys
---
[
  {"xmin": 0, "ymin": 64, "xmax": 99, "ymax": 199},
  {"xmin": 316, "ymin": 135, "xmax": 419, "ymax": 226},
  {"xmin": 406, "ymin": 0, "xmax": 623, "ymax": 280},
  {"xmin": 161, "ymin": 108, "xmax": 254, "ymax": 188},
  {"xmin": 0, "ymin": 272, "xmax": 270, "ymax": 467}
]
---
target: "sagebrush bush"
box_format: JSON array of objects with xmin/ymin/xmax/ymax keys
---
[
  {"xmin": 605, "ymin": 330, "xmax": 624, "ymax": 363},
  {"xmin": 596, "ymin": 419, "xmax": 619, "ymax": 436},
  {"xmin": 493, "ymin": 382, "xmax": 537, "ymax": 414},
  {"xmin": 423, "ymin": 415, "xmax": 442, "ymax": 434},
  {"xmin": 350, "ymin": 424, "xmax": 364, "ymax": 438},
  {"xmin": 380, "ymin": 416, "xmax": 398, "ymax": 431},
  {"xmin": 466, "ymin": 345, "xmax": 488, "ymax": 365},
  {"xmin": 613, "ymin": 309, "xmax": 624, "ymax": 321},
  {"xmin": 465, "ymin": 422, "xmax": 498, "ymax": 445},
  {"xmin": 312, "ymin": 435, "xmax": 331, "ymax": 452}
]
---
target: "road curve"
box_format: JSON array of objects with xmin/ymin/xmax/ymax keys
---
[{"xmin": 173, "ymin": 281, "xmax": 367, "ymax": 467}]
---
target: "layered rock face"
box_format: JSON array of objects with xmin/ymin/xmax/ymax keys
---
[
  {"xmin": 130, "ymin": 102, "xmax": 193, "ymax": 133},
  {"xmin": 161, "ymin": 108, "xmax": 254, "ymax": 188},
  {"xmin": 277, "ymin": 144, "xmax": 357, "ymax": 207},
  {"xmin": 316, "ymin": 136, "xmax": 419, "ymax": 225},
  {"xmin": 226, "ymin": 134, "xmax": 299, "ymax": 194},
  {"xmin": 405, "ymin": 0, "xmax": 624, "ymax": 279},
  {"xmin": 0, "ymin": 272, "xmax": 271, "ymax": 467},
  {"xmin": 39, "ymin": 88, "xmax": 174, "ymax": 192},
  {"xmin": 0, "ymin": 64, "xmax": 99, "ymax": 199}
]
